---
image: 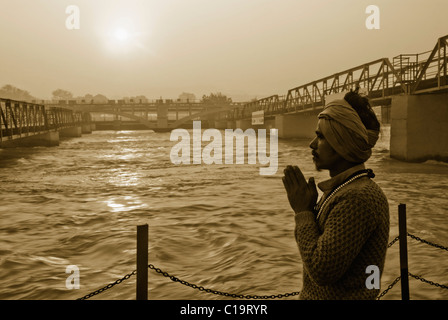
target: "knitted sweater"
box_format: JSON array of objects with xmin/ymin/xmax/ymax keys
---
[{"xmin": 294, "ymin": 164, "xmax": 390, "ymax": 300}]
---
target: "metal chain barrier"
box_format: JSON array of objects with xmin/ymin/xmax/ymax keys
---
[
  {"xmin": 376, "ymin": 272, "xmax": 448, "ymax": 300},
  {"xmin": 76, "ymin": 270, "xmax": 136, "ymax": 300},
  {"xmin": 409, "ymin": 273, "xmax": 448, "ymax": 290},
  {"xmin": 148, "ymin": 264, "xmax": 300, "ymax": 299},
  {"xmin": 380, "ymin": 232, "xmax": 448, "ymax": 299},
  {"xmin": 377, "ymin": 276, "xmax": 401, "ymax": 300},
  {"xmin": 388, "ymin": 231, "xmax": 448, "ymax": 252},
  {"xmin": 76, "ymin": 232, "xmax": 447, "ymax": 300},
  {"xmin": 403, "ymin": 232, "xmax": 448, "ymax": 294},
  {"xmin": 407, "ymin": 232, "xmax": 448, "ymax": 251},
  {"xmin": 388, "ymin": 236, "xmax": 399, "ymax": 248}
]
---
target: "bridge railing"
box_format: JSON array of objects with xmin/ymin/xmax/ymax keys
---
[
  {"xmin": 0, "ymin": 98, "xmax": 48, "ymax": 141},
  {"xmin": 45, "ymin": 107, "xmax": 88, "ymax": 130},
  {"xmin": 411, "ymin": 34, "xmax": 448, "ymax": 93},
  {"xmin": 0, "ymin": 98, "xmax": 92, "ymax": 141},
  {"xmin": 43, "ymin": 99, "xmax": 247, "ymax": 108},
  {"xmin": 225, "ymin": 95, "xmax": 285, "ymax": 120},
  {"xmin": 223, "ymin": 34, "xmax": 447, "ymax": 121}
]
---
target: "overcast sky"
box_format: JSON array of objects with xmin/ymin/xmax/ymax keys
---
[{"xmin": 0, "ymin": 0, "xmax": 446, "ymax": 101}]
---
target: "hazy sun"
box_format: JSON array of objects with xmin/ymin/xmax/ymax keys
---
[
  {"xmin": 114, "ymin": 27, "xmax": 129, "ymax": 42},
  {"xmin": 99, "ymin": 14, "xmax": 151, "ymax": 55}
]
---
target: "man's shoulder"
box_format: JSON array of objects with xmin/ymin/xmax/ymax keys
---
[
  {"xmin": 339, "ymin": 176, "xmax": 388, "ymax": 203},
  {"xmin": 331, "ymin": 178, "xmax": 389, "ymax": 221}
]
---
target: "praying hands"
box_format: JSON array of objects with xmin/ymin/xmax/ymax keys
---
[{"xmin": 282, "ymin": 165, "xmax": 318, "ymax": 214}]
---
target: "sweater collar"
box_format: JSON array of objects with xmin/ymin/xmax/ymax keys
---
[{"xmin": 317, "ymin": 163, "xmax": 366, "ymax": 194}]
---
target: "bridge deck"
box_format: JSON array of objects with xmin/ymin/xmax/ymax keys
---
[{"xmin": 2, "ymin": 35, "xmax": 446, "ymax": 134}]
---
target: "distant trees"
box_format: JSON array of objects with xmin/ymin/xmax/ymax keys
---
[
  {"xmin": 92, "ymin": 94, "xmax": 109, "ymax": 104},
  {"xmin": 122, "ymin": 95, "xmax": 149, "ymax": 103},
  {"xmin": 201, "ymin": 92, "xmax": 232, "ymax": 105},
  {"xmin": 1, "ymin": 85, "xmax": 237, "ymax": 106},
  {"xmin": 0, "ymin": 84, "xmax": 35, "ymax": 101},
  {"xmin": 51, "ymin": 90, "xmax": 110, "ymax": 103},
  {"xmin": 52, "ymin": 89, "xmax": 73, "ymax": 100},
  {"xmin": 134, "ymin": 95, "xmax": 148, "ymax": 102},
  {"xmin": 178, "ymin": 92, "xmax": 196, "ymax": 103},
  {"xmin": 83, "ymin": 94, "xmax": 93, "ymax": 100}
]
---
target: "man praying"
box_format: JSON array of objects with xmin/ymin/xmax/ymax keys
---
[{"xmin": 282, "ymin": 89, "xmax": 390, "ymax": 300}]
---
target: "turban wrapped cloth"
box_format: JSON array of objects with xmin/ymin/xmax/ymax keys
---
[{"xmin": 318, "ymin": 99, "xmax": 379, "ymax": 163}]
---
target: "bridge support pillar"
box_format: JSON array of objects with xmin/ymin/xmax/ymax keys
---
[
  {"xmin": 0, "ymin": 131, "xmax": 59, "ymax": 148},
  {"xmin": 214, "ymin": 120, "xmax": 227, "ymax": 129},
  {"xmin": 235, "ymin": 119, "xmax": 252, "ymax": 131},
  {"xmin": 82, "ymin": 124, "xmax": 92, "ymax": 134},
  {"xmin": 381, "ymin": 105, "xmax": 391, "ymax": 124},
  {"xmin": 157, "ymin": 105, "xmax": 168, "ymax": 130},
  {"xmin": 275, "ymin": 112, "xmax": 317, "ymax": 139},
  {"xmin": 263, "ymin": 118, "xmax": 276, "ymax": 130},
  {"xmin": 390, "ymin": 93, "xmax": 448, "ymax": 162},
  {"xmin": 204, "ymin": 114, "xmax": 216, "ymax": 128},
  {"xmin": 59, "ymin": 126, "xmax": 82, "ymax": 138},
  {"xmin": 226, "ymin": 121, "xmax": 236, "ymax": 130},
  {"xmin": 112, "ymin": 120, "xmax": 121, "ymax": 131}
]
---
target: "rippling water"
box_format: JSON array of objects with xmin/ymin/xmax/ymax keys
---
[{"xmin": 1, "ymin": 125, "xmax": 447, "ymax": 300}]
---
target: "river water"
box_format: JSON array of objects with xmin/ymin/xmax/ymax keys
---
[{"xmin": 0, "ymin": 124, "xmax": 447, "ymax": 300}]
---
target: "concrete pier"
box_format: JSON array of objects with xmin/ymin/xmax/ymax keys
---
[
  {"xmin": 380, "ymin": 105, "xmax": 391, "ymax": 124},
  {"xmin": 263, "ymin": 118, "xmax": 276, "ymax": 130},
  {"xmin": 156, "ymin": 105, "xmax": 168, "ymax": 130},
  {"xmin": 226, "ymin": 121, "xmax": 236, "ymax": 130},
  {"xmin": 390, "ymin": 93, "xmax": 448, "ymax": 162},
  {"xmin": 59, "ymin": 126, "xmax": 82, "ymax": 138},
  {"xmin": 0, "ymin": 131, "xmax": 59, "ymax": 148},
  {"xmin": 82, "ymin": 124, "xmax": 92, "ymax": 134},
  {"xmin": 235, "ymin": 119, "xmax": 252, "ymax": 131},
  {"xmin": 112, "ymin": 120, "xmax": 122, "ymax": 131},
  {"xmin": 214, "ymin": 120, "xmax": 227, "ymax": 129}
]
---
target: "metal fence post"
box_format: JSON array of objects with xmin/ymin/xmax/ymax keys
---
[
  {"xmin": 137, "ymin": 224, "xmax": 148, "ymax": 300},
  {"xmin": 398, "ymin": 204, "xmax": 410, "ymax": 300}
]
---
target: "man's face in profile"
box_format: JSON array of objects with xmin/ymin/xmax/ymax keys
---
[{"xmin": 309, "ymin": 120, "xmax": 343, "ymax": 172}]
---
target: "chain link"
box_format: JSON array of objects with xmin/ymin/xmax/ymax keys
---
[
  {"xmin": 376, "ymin": 276, "xmax": 401, "ymax": 300},
  {"xmin": 407, "ymin": 233, "xmax": 448, "ymax": 251},
  {"xmin": 376, "ymin": 272, "xmax": 448, "ymax": 300},
  {"xmin": 148, "ymin": 264, "xmax": 300, "ymax": 299},
  {"xmin": 76, "ymin": 270, "xmax": 137, "ymax": 300},
  {"xmin": 388, "ymin": 236, "xmax": 399, "ymax": 248},
  {"xmin": 388, "ymin": 232, "xmax": 448, "ymax": 251},
  {"xmin": 409, "ymin": 273, "xmax": 448, "ymax": 290}
]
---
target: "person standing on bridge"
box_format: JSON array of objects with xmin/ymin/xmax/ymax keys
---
[{"xmin": 282, "ymin": 89, "xmax": 390, "ymax": 300}]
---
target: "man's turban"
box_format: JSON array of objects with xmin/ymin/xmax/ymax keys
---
[{"xmin": 318, "ymin": 99, "xmax": 379, "ymax": 163}]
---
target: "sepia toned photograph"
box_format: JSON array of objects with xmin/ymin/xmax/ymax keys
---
[{"xmin": 1, "ymin": 0, "xmax": 447, "ymax": 309}]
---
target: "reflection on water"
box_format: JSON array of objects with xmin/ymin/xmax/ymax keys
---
[
  {"xmin": 0, "ymin": 126, "xmax": 447, "ymax": 300},
  {"xmin": 107, "ymin": 169, "xmax": 142, "ymax": 187},
  {"xmin": 104, "ymin": 196, "xmax": 148, "ymax": 213}
]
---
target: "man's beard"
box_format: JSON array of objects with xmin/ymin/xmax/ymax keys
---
[{"xmin": 312, "ymin": 155, "xmax": 322, "ymax": 172}]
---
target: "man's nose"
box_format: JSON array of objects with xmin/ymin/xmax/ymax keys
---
[{"xmin": 309, "ymin": 136, "xmax": 317, "ymax": 149}]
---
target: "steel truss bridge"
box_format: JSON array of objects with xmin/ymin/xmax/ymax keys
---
[
  {"xmin": 57, "ymin": 102, "xmax": 242, "ymax": 131},
  {"xmin": 219, "ymin": 34, "xmax": 448, "ymax": 121},
  {"xmin": 0, "ymin": 98, "xmax": 92, "ymax": 144},
  {"xmin": 1, "ymin": 34, "xmax": 446, "ymax": 140}
]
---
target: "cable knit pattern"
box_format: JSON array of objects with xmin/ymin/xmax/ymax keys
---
[{"xmin": 294, "ymin": 176, "xmax": 389, "ymax": 300}]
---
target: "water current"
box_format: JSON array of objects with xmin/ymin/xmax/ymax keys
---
[{"xmin": 1, "ymin": 125, "xmax": 447, "ymax": 300}]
